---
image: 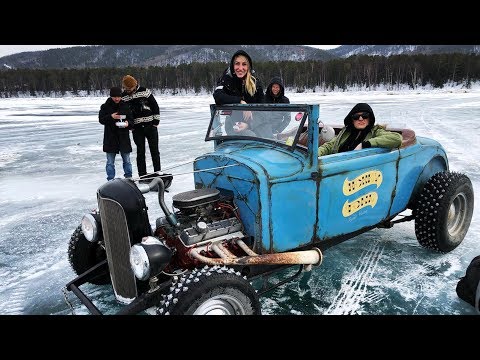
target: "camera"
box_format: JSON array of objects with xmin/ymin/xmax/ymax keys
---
[{"xmin": 116, "ymin": 121, "xmax": 127, "ymax": 128}]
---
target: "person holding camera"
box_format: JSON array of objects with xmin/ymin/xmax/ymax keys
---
[
  {"xmin": 99, "ymin": 86, "xmax": 134, "ymax": 181},
  {"xmin": 121, "ymin": 75, "xmax": 161, "ymax": 182}
]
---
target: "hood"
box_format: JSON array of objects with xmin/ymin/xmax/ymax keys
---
[
  {"xmin": 266, "ymin": 76, "xmax": 285, "ymax": 98},
  {"xmin": 343, "ymin": 103, "xmax": 376, "ymax": 127},
  {"xmin": 229, "ymin": 50, "xmax": 253, "ymax": 75}
]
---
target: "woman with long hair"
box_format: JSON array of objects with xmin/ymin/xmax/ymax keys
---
[{"xmin": 213, "ymin": 50, "xmax": 268, "ymax": 136}]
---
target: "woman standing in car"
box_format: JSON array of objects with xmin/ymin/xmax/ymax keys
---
[{"xmin": 213, "ymin": 50, "xmax": 270, "ymax": 137}]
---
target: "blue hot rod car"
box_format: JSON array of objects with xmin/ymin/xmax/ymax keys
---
[{"xmin": 64, "ymin": 103, "xmax": 474, "ymax": 315}]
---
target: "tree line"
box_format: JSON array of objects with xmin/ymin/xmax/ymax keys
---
[{"xmin": 0, "ymin": 53, "xmax": 479, "ymax": 97}]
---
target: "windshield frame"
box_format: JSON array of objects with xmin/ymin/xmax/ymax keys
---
[{"xmin": 206, "ymin": 103, "xmax": 312, "ymax": 150}]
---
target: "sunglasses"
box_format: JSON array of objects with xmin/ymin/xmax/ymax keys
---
[{"xmin": 352, "ymin": 112, "xmax": 370, "ymax": 120}]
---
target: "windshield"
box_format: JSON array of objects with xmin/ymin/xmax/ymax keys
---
[{"xmin": 206, "ymin": 104, "xmax": 311, "ymax": 147}]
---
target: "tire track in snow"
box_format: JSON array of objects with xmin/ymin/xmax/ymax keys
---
[
  {"xmin": 0, "ymin": 270, "xmax": 28, "ymax": 314},
  {"xmin": 325, "ymin": 241, "xmax": 384, "ymax": 315}
]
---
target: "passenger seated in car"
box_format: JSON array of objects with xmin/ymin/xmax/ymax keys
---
[{"xmin": 318, "ymin": 103, "xmax": 402, "ymax": 157}]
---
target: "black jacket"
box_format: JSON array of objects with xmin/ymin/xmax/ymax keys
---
[
  {"xmin": 213, "ymin": 50, "xmax": 264, "ymax": 105},
  {"xmin": 121, "ymin": 86, "xmax": 160, "ymax": 127},
  {"xmin": 99, "ymin": 98, "xmax": 134, "ymax": 153}
]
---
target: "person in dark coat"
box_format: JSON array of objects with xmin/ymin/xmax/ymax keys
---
[
  {"xmin": 213, "ymin": 49, "xmax": 264, "ymax": 105},
  {"xmin": 99, "ymin": 86, "xmax": 134, "ymax": 181},
  {"xmin": 121, "ymin": 75, "xmax": 161, "ymax": 181},
  {"xmin": 264, "ymin": 76, "xmax": 290, "ymax": 134},
  {"xmin": 213, "ymin": 50, "xmax": 271, "ymax": 137}
]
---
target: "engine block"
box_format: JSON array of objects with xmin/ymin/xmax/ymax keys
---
[{"xmin": 179, "ymin": 217, "xmax": 243, "ymax": 245}]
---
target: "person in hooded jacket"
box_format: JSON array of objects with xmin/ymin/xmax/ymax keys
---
[
  {"xmin": 99, "ymin": 86, "xmax": 134, "ymax": 181},
  {"xmin": 318, "ymin": 103, "xmax": 402, "ymax": 157},
  {"xmin": 213, "ymin": 49, "xmax": 264, "ymax": 105},
  {"xmin": 213, "ymin": 50, "xmax": 271, "ymax": 137},
  {"xmin": 264, "ymin": 76, "xmax": 290, "ymax": 134}
]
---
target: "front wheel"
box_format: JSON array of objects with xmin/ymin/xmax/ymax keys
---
[
  {"xmin": 67, "ymin": 225, "xmax": 110, "ymax": 285},
  {"xmin": 414, "ymin": 171, "xmax": 474, "ymax": 252},
  {"xmin": 156, "ymin": 266, "xmax": 261, "ymax": 315}
]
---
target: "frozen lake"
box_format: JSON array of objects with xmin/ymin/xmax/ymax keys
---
[{"xmin": 0, "ymin": 89, "xmax": 479, "ymax": 315}]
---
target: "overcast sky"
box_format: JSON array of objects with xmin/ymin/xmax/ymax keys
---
[
  {"xmin": 0, "ymin": 45, "xmax": 79, "ymax": 58},
  {"xmin": 0, "ymin": 45, "xmax": 340, "ymax": 58}
]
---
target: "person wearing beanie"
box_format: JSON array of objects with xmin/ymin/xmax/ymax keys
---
[
  {"xmin": 318, "ymin": 103, "xmax": 402, "ymax": 157},
  {"xmin": 213, "ymin": 50, "xmax": 267, "ymax": 137},
  {"xmin": 121, "ymin": 74, "xmax": 162, "ymax": 182},
  {"xmin": 265, "ymin": 76, "xmax": 290, "ymax": 134},
  {"xmin": 122, "ymin": 75, "xmax": 137, "ymax": 90},
  {"xmin": 98, "ymin": 86, "xmax": 134, "ymax": 181}
]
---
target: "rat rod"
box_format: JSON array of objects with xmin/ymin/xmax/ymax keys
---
[{"xmin": 64, "ymin": 103, "xmax": 474, "ymax": 315}]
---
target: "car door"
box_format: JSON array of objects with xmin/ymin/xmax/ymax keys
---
[{"xmin": 317, "ymin": 148, "xmax": 400, "ymax": 240}]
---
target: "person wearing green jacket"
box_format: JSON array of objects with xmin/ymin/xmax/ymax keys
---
[{"xmin": 318, "ymin": 103, "xmax": 402, "ymax": 157}]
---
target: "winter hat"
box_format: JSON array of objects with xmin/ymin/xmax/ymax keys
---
[
  {"xmin": 109, "ymin": 86, "xmax": 122, "ymax": 97},
  {"xmin": 229, "ymin": 50, "xmax": 253, "ymax": 75},
  {"xmin": 122, "ymin": 75, "xmax": 138, "ymax": 89},
  {"xmin": 344, "ymin": 103, "xmax": 375, "ymax": 126}
]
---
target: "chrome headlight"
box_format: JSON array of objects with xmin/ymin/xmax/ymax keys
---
[
  {"xmin": 81, "ymin": 213, "xmax": 98, "ymax": 242},
  {"xmin": 130, "ymin": 236, "xmax": 172, "ymax": 281}
]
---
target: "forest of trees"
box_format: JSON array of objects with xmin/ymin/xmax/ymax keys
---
[{"xmin": 0, "ymin": 53, "xmax": 479, "ymax": 97}]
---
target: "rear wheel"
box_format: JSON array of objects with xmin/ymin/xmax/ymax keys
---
[
  {"xmin": 67, "ymin": 225, "xmax": 110, "ymax": 285},
  {"xmin": 156, "ymin": 266, "xmax": 261, "ymax": 315},
  {"xmin": 414, "ymin": 171, "xmax": 474, "ymax": 252}
]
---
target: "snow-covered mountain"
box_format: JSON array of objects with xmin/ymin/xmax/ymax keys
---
[
  {"xmin": 330, "ymin": 45, "xmax": 480, "ymax": 58},
  {"xmin": 2, "ymin": 44, "xmax": 478, "ymax": 70},
  {"xmin": 0, "ymin": 45, "xmax": 335, "ymax": 70}
]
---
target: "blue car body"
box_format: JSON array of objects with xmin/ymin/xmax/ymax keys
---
[{"xmin": 194, "ymin": 104, "xmax": 448, "ymax": 253}]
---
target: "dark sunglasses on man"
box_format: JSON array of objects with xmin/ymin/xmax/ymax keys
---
[{"xmin": 352, "ymin": 112, "xmax": 370, "ymax": 120}]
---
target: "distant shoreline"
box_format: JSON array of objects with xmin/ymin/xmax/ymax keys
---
[{"xmin": 3, "ymin": 82, "xmax": 480, "ymax": 99}]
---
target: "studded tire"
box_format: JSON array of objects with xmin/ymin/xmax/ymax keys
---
[
  {"xmin": 156, "ymin": 266, "xmax": 261, "ymax": 315},
  {"xmin": 67, "ymin": 224, "xmax": 110, "ymax": 285},
  {"xmin": 414, "ymin": 171, "xmax": 474, "ymax": 252}
]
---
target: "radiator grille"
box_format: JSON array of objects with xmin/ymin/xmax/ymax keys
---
[{"xmin": 98, "ymin": 196, "xmax": 137, "ymax": 303}]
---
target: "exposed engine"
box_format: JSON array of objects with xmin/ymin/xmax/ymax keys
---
[
  {"xmin": 155, "ymin": 188, "xmax": 244, "ymax": 246},
  {"xmin": 98, "ymin": 178, "xmax": 319, "ymax": 283}
]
